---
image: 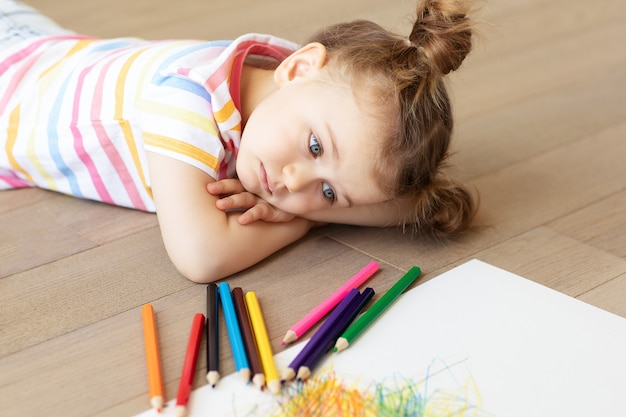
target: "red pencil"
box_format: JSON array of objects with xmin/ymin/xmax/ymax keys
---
[{"xmin": 176, "ymin": 313, "xmax": 205, "ymax": 417}]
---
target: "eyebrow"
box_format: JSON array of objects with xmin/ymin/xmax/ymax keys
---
[{"xmin": 325, "ymin": 122, "xmax": 353, "ymax": 208}]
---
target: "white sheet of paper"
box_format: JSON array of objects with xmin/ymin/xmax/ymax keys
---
[{"xmin": 136, "ymin": 259, "xmax": 626, "ymax": 417}]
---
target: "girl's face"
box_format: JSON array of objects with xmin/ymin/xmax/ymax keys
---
[{"xmin": 236, "ymin": 47, "xmax": 388, "ymax": 215}]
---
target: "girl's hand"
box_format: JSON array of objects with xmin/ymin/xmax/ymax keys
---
[{"xmin": 207, "ymin": 179, "xmax": 296, "ymax": 225}]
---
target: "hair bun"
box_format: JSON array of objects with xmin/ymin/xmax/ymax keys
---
[{"xmin": 409, "ymin": 0, "xmax": 472, "ymax": 74}]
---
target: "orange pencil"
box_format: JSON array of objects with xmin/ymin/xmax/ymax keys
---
[
  {"xmin": 141, "ymin": 304, "xmax": 164, "ymax": 413},
  {"xmin": 176, "ymin": 313, "xmax": 205, "ymax": 417}
]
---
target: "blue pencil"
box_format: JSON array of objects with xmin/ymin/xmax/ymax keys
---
[
  {"xmin": 218, "ymin": 282, "xmax": 250, "ymax": 382},
  {"xmin": 296, "ymin": 287, "xmax": 375, "ymax": 380}
]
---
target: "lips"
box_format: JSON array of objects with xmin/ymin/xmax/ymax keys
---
[{"xmin": 260, "ymin": 163, "xmax": 274, "ymax": 195}]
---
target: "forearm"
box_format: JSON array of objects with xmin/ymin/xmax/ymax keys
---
[
  {"xmin": 166, "ymin": 211, "xmax": 312, "ymax": 283},
  {"xmin": 148, "ymin": 151, "xmax": 313, "ymax": 283}
]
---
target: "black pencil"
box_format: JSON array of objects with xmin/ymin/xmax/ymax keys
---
[
  {"xmin": 206, "ymin": 283, "xmax": 220, "ymax": 387},
  {"xmin": 232, "ymin": 287, "xmax": 265, "ymax": 389}
]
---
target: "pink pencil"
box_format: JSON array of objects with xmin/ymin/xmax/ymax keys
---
[{"xmin": 281, "ymin": 261, "xmax": 379, "ymax": 345}]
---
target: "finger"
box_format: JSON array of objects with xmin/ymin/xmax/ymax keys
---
[
  {"xmin": 215, "ymin": 192, "xmax": 260, "ymax": 211},
  {"xmin": 238, "ymin": 203, "xmax": 279, "ymax": 224},
  {"xmin": 237, "ymin": 205, "xmax": 266, "ymax": 224},
  {"xmin": 206, "ymin": 181, "xmax": 224, "ymax": 195},
  {"xmin": 237, "ymin": 212, "xmax": 253, "ymax": 225},
  {"xmin": 239, "ymin": 204, "xmax": 295, "ymax": 224},
  {"xmin": 207, "ymin": 179, "xmax": 246, "ymax": 195}
]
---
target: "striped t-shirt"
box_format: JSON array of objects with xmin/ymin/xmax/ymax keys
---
[{"xmin": 0, "ymin": 33, "xmax": 296, "ymax": 211}]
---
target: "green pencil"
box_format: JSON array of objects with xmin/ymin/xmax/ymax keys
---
[{"xmin": 333, "ymin": 266, "xmax": 421, "ymax": 352}]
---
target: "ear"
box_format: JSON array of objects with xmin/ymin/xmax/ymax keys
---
[{"xmin": 274, "ymin": 42, "xmax": 327, "ymax": 86}]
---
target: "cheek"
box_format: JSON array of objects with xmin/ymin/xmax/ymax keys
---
[
  {"xmin": 271, "ymin": 199, "xmax": 303, "ymax": 215},
  {"xmin": 270, "ymin": 195, "xmax": 318, "ymax": 215},
  {"xmin": 241, "ymin": 121, "xmax": 279, "ymax": 160},
  {"xmin": 234, "ymin": 153, "xmax": 254, "ymax": 193}
]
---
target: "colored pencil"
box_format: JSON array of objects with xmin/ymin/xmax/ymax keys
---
[
  {"xmin": 218, "ymin": 282, "xmax": 251, "ymax": 382},
  {"xmin": 281, "ymin": 261, "xmax": 379, "ymax": 345},
  {"xmin": 282, "ymin": 288, "xmax": 361, "ymax": 382},
  {"xmin": 141, "ymin": 304, "xmax": 164, "ymax": 413},
  {"xmin": 175, "ymin": 313, "xmax": 205, "ymax": 417},
  {"xmin": 232, "ymin": 287, "xmax": 265, "ymax": 389},
  {"xmin": 334, "ymin": 266, "xmax": 421, "ymax": 352},
  {"xmin": 297, "ymin": 288, "xmax": 375, "ymax": 380},
  {"xmin": 206, "ymin": 283, "xmax": 220, "ymax": 387},
  {"xmin": 245, "ymin": 291, "xmax": 281, "ymax": 394}
]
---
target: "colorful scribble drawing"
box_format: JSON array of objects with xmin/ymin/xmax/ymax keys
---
[{"xmin": 236, "ymin": 357, "xmax": 493, "ymax": 417}]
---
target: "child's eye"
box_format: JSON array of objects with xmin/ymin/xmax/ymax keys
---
[
  {"xmin": 309, "ymin": 132, "xmax": 322, "ymax": 156},
  {"xmin": 322, "ymin": 183, "xmax": 336, "ymax": 202},
  {"xmin": 309, "ymin": 133, "xmax": 334, "ymax": 203}
]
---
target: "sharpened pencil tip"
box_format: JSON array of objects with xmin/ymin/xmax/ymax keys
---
[
  {"xmin": 296, "ymin": 366, "xmax": 311, "ymax": 381},
  {"xmin": 151, "ymin": 396, "xmax": 164, "ymax": 413},
  {"xmin": 252, "ymin": 373, "xmax": 266, "ymax": 390},
  {"xmin": 282, "ymin": 330, "xmax": 297, "ymax": 345},
  {"xmin": 207, "ymin": 370, "xmax": 220, "ymax": 387},
  {"xmin": 175, "ymin": 405, "xmax": 187, "ymax": 417},
  {"xmin": 281, "ymin": 367, "xmax": 296, "ymax": 382},
  {"xmin": 334, "ymin": 337, "xmax": 349, "ymax": 352},
  {"xmin": 239, "ymin": 368, "xmax": 251, "ymax": 383},
  {"xmin": 268, "ymin": 379, "xmax": 282, "ymax": 395}
]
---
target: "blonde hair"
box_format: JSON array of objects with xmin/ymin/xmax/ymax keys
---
[{"xmin": 305, "ymin": 0, "xmax": 477, "ymax": 237}]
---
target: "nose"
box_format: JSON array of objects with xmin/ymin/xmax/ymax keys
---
[{"xmin": 282, "ymin": 163, "xmax": 313, "ymax": 193}]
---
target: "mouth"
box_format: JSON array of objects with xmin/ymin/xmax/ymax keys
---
[{"xmin": 260, "ymin": 163, "xmax": 274, "ymax": 195}]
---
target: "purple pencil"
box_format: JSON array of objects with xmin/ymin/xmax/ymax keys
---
[
  {"xmin": 296, "ymin": 287, "xmax": 375, "ymax": 381},
  {"xmin": 282, "ymin": 288, "xmax": 361, "ymax": 382}
]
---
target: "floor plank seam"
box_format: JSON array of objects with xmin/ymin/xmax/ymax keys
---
[{"xmin": 575, "ymin": 271, "xmax": 626, "ymax": 300}]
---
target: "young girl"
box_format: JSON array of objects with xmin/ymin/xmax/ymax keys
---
[{"xmin": 1, "ymin": 0, "xmax": 477, "ymax": 283}]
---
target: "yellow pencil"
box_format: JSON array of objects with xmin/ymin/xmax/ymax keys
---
[
  {"xmin": 141, "ymin": 304, "xmax": 164, "ymax": 412},
  {"xmin": 245, "ymin": 291, "xmax": 281, "ymax": 394}
]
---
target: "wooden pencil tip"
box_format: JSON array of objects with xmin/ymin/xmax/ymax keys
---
[
  {"xmin": 267, "ymin": 379, "xmax": 282, "ymax": 395},
  {"xmin": 334, "ymin": 337, "xmax": 349, "ymax": 352},
  {"xmin": 281, "ymin": 367, "xmax": 296, "ymax": 382},
  {"xmin": 296, "ymin": 366, "xmax": 311, "ymax": 381},
  {"xmin": 281, "ymin": 330, "xmax": 297, "ymax": 345},
  {"xmin": 175, "ymin": 405, "xmax": 187, "ymax": 417},
  {"xmin": 207, "ymin": 370, "xmax": 220, "ymax": 387},
  {"xmin": 150, "ymin": 396, "xmax": 164, "ymax": 412},
  {"xmin": 239, "ymin": 368, "xmax": 251, "ymax": 383},
  {"xmin": 252, "ymin": 373, "xmax": 266, "ymax": 390}
]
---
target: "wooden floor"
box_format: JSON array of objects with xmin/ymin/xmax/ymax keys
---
[{"xmin": 1, "ymin": 0, "xmax": 625, "ymax": 416}]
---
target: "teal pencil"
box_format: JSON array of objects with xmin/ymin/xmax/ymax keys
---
[{"xmin": 334, "ymin": 266, "xmax": 421, "ymax": 352}]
